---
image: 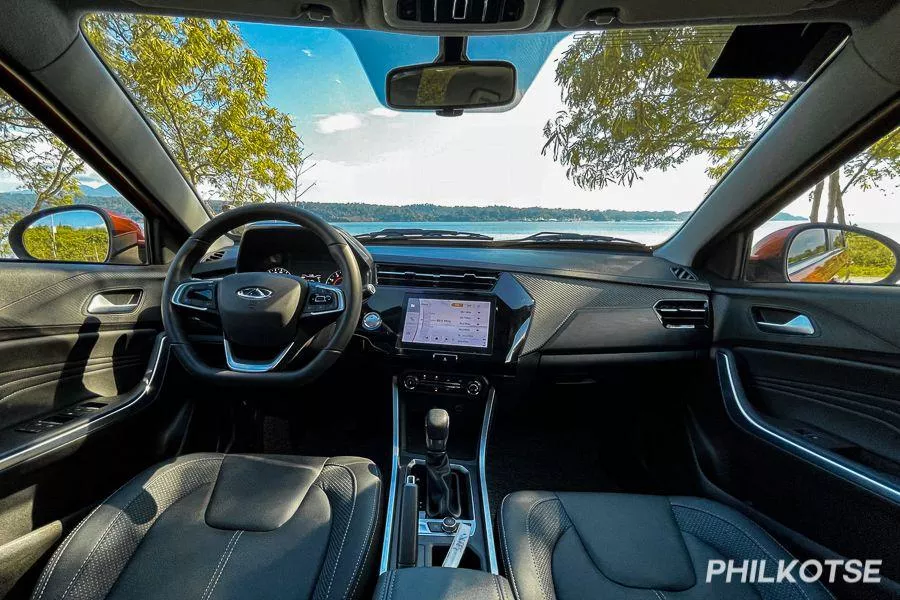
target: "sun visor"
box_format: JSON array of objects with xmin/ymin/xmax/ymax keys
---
[{"xmin": 708, "ymin": 23, "xmax": 849, "ymax": 81}]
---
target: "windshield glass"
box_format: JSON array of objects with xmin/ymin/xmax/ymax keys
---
[{"xmin": 82, "ymin": 17, "xmax": 808, "ymax": 245}]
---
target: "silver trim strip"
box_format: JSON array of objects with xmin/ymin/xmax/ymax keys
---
[
  {"xmin": 479, "ymin": 388, "xmax": 499, "ymax": 574},
  {"xmin": 719, "ymin": 351, "xmax": 900, "ymax": 504},
  {"xmin": 379, "ymin": 377, "xmax": 401, "ymax": 573},
  {"xmin": 505, "ymin": 317, "xmax": 531, "ymax": 363},
  {"xmin": 0, "ymin": 334, "xmax": 168, "ymax": 472},
  {"xmin": 223, "ymin": 338, "xmax": 294, "ymax": 373}
]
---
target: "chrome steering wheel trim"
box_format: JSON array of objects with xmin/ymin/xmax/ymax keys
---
[{"xmin": 223, "ymin": 338, "xmax": 296, "ymax": 373}]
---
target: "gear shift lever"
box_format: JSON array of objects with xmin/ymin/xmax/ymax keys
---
[{"xmin": 425, "ymin": 408, "xmax": 459, "ymax": 518}]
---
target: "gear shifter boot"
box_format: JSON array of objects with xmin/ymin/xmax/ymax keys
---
[{"xmin": 424, "ymin": 409, "xmax": 461, "ymax": 518}]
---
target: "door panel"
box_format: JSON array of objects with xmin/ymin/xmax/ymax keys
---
[
  {"xmin": 700, "ymin": 283, "xmax": 900, "ymax": 597},
  {"xmin": 0, "ymin": 261, "xmax": 183, "ymax": 598},
  {"xmin": 0, "ymin": 262, "xmax": 166, "ymax": 429}
]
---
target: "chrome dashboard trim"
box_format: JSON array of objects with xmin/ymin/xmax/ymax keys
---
[
  {"xmin": 379, "ymin": 377, "xmax": 401, "ymax": 573},
  {"xmin": 718, "ymin": 350, "xmax": 900, "ymax": 505},
  {"xmin": 479, "ymin": 387, "xmax": 499, "ymax": 574},
  {"xmin": 505, "ymin": 317, "xmax": 531, "ymax": 363}
]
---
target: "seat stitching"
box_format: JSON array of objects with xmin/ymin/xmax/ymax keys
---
[
  {"xmin": 200, "ymin": 530, "xmax": 239, "ymax": 600},
  {"xmin": 388, "ymin": 568, "xmax": 398, "ymax": 600},
  {"xmin": 499, "ymin": 495, "xmax": 523, "ymax": 600},
  {"xmin": 53, "ymin": 457, "xmax": 222, "ymax": 600},
  {"xmin": 32, "ymin": 502, "xmax": 105, "ymax": 600},
  {"xmin": 494, "ymin": 575, "xmax": 504, "ymax": 600},
  {"xmin": 203, "ymin": 530, "xmax": 243, "ymax": 600},
  {"xmin": 670, "ymin": 503, "xmax": 813, "ymax": 600},
  {"xmin": 347, "ymin": 478, "xmax": 381, "ymax": 600}
]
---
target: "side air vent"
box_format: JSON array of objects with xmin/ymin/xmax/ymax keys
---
[
  {"xmin": 202, "ymin": 249, "xmax": 227, "ymax": 263},
  {"xmin": 670, "ymin": 266, "xmax": 698, "ymax": 281},
  {"xmin": 654, "ymin": 300, "xmax": 709, "ymax": 329},
  {"xmin": 396, "ymin": 0, "xmax": 524, "ymax": 23},
  {"xmin": 376, "ymin": 264, "xmax": 499, "ymax": 290}
]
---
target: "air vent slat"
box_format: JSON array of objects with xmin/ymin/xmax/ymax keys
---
[
  {"xmin": 670, "ymin": 266, "xmax": 698, "ymax": 281},
  {"xmin": 654, "ymin": 300, "xmax": 709, "ymax": 329},
  {"xmin": 376, "ymin": 263, "xmax": 498, "ymax": 290},
  {"xmin": 202, "ymin": 249, "xmax": 226, "ymax": 263}
]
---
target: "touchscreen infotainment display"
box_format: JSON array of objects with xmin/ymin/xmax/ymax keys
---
[{"xmin": 401, "ymin": 298, "xmax": 492, "ymax": 349}]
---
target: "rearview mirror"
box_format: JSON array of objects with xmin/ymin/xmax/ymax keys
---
[{"xmin": 386, "ymin": 61, "xmax": 516, "ymax": 112}]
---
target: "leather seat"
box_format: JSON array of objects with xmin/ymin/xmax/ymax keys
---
[
  {"xmin": 31, "ymin": 453, "xmax": 381, "ymax": 600},
  {"xmin": 499, "ymin": 492, "xmax": 833, "ymax": 600}
]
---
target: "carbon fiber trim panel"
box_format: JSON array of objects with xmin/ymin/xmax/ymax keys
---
[{"xmin": 513, "ymin": 273, "xmax": 706, "ymax": 354}]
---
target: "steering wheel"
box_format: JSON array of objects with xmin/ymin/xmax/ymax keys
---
[{"xmin": 161, "ymin": 204, "xmax": 362, "ymax": 384}]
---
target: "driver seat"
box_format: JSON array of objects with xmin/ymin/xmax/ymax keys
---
[{"xmin": 30, "ymin": 453, "xmax": 381, "ymax": 600}]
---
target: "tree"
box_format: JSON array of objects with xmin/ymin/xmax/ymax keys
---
[
  {"xmin": 544, "ymin": 30, "xmax": 899, "ymax": 223},
  {"xmin": 83, "ymin": 14, "xmax": 303, "ymax": 207}
]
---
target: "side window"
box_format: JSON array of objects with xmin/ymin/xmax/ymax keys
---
[
  {"xmin": 0, "ymin": 90, "xmax": 146, "ymax": 264},
  {"xmin": 748, "ymin": 127, "xmax": 899, "ymax": 285}
]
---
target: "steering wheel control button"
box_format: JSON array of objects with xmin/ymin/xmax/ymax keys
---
[
  {"xmin": 172, "ymin": 280, "xmax": 218, "ymax": 311},
  {"xmin": 362, "ymin": 311, "xmax": 383, "ymax": 331},
  {"xmin": 303, "ymin": 284, "xmax": 344, "ymax": 315}
]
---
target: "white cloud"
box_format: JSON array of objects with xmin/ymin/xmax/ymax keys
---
[
  {"xmin": 315, "ymin": 113, "xmax": 363, "ymax": 134},
  {"xmin": 368, "ymin": 107, "xmax": 399, "ymax": 118},
  {"xmin": 301, "ymin": 49, "xmax": 314, "ymax": 57}
]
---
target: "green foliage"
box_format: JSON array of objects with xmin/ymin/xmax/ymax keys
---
[
  {"xmin": 0, "ymin": 91, "xmax": 85, "ymax": 213},
  {"xmin": 846, "ymin": 231, "xmax": 896, "ymax": 279},
  {"xmin": 543, "ymin": 28, "xmax": 797, "ymax": 190},
  {"xmin": 21, "ymin": 224, "xmax": 109, "ymax": 262},
  {"xmin": 83, "ymin": 14, "xmax": 303, "ymax": 206}
]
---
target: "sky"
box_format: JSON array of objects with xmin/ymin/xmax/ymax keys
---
[{"xmin": 0, "ymin": 23, "xmax": 897, "ymax": 224}]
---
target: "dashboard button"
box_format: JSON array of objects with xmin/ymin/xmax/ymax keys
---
[{"xmin": 433, "ymin": 353, "xmax": 457, "ymax": 363}]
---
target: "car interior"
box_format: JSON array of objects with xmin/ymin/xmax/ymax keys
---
[{"xmin": 0, "ymin": 0, "xmax": 898, "ymax": 599}]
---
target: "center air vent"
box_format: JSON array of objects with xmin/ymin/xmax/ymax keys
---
[
  {"xmin": 654, "ymin": 300, "xmax": 709, "ymax": 329},
  {"xmin": 396, "ymin": 0, "xmax": 524, "ymax": 23},
  {"xmin": 376, "ymin": 264, "xmax": 498, "ymax": 290}
]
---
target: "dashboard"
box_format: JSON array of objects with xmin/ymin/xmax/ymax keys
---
[{"xmin": 195, "ymin": 223, "xmax": 713, "ymax": 373}]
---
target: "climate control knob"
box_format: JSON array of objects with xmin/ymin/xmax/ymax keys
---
[
  {"xmin": 466, "ymin": 380, "xmax": 482, "ymax": 397},
  {"xmin": 403, "ymin": 375, "xmax": 419, "ymax": 391}
]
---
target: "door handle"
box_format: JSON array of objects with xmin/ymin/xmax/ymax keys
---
[
  {"xmin": 87, "ymin": 291, "xmax": 142, "ymax": 315},
  {"xmin": 755, "ymin": 314, "xmax": 815, "ymax": 335}
]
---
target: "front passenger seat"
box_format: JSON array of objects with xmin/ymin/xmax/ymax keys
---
[
  {"xmin": 500, "ymin": 492, "xmax": 832, "ymax": 600},
  {"xmin": 31, "ymin": 453, "xmax": 381, "ymax": 600}
]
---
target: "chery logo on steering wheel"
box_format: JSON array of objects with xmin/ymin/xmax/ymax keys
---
[{"xmin": 236, "ymin": 287, "xmax": 273, "ymax": 299}]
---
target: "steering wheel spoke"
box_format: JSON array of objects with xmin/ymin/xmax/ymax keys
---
[
  {"xmin": 172, "ymin": 279, "xmax": 219, "ymax": 314},
  {"xmin": 301, "ymin": 283, "xmax": 345, "ymax": 319}
]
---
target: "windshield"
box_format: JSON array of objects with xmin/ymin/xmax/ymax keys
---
[{"xmin": 82, "ymin": 17, "xmax": 809, "ymax": 245}]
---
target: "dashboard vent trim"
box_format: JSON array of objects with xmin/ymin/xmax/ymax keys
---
[
  {"xmin": 376, "ymin": 263, "xmax": 499, "ymax": 290},
  {"xmin": 670, "ymin": 266, "xmax": 698, "ymax": 281},
  {"xmin": 202, "ymin": 249, "xmax": 227, "ymax": 263},
  {"xmin": 654, "ymin": 299, "xmax": 709, "ymax": 329}
]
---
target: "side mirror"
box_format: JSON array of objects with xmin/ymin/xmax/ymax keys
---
[
  {"xmin": 8, "ymin": 205, "xmax": 144, "ymax": 264},
  {"xmin": 749, "ymin": 223, "xmax": 900, "ymax": 284},
  {"xmin": 386, "ymin": 61, "xmax": 516, "ymax": 112}
]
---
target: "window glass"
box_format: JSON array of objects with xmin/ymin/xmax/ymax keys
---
[
  {"xmin": 0, "ymin": 90, "xmax": 145, "ymax": 264},
  {"xmin": 749, "ymin": 127, "xmax": 899, "ymax": 285},
  {"xmin": 83, "ymin": 15, "xmax": 814, "ymax": 246}
]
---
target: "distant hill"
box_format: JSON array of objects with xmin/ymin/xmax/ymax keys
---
[{"xmin": 2, "ymin": 191, "xmax": 805, "ymax": 224}]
